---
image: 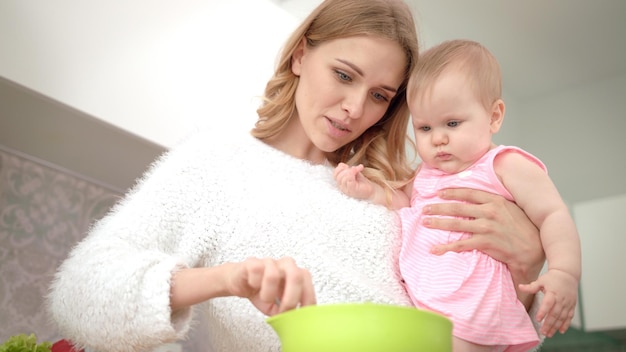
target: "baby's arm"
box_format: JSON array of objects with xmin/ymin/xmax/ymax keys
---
[
  {"xmin": 494, "ymin": 151, "xmax": 581, "ymax": 337},
  {"xmin": 333, "ymin": 162, "xmax": 410, "ymax": 209}
]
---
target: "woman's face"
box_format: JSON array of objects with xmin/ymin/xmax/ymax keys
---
[{"xmin": 289, "ymin": 35, "xmax": 407, "ymax": 161}]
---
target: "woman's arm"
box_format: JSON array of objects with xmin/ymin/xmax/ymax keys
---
[
  {"xmin": 171, "ymin": 257, "xmax": 317, "ymax": 316},
  {"xmin": 421, "ymin": 188, "xmax": 545, "ymax": 310}
]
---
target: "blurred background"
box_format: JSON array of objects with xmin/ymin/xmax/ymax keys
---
[{"xmin": 1, "ymin": 0, "xmax": 625, "ymax": 350}]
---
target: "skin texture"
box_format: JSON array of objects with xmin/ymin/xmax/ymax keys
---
[
  {"xmin": 267, "ymin": 36, "xmax": 407, "ymax": 163},
  {"xmin": 410, "ymin": 68, "xmax": 502, "ymax": 174}
]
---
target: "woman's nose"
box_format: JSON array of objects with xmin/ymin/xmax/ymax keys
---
[{"xmin": 341, "ymin": 93, "xmax": 366, "ymax": 119}]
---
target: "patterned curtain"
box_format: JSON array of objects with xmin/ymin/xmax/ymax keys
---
[{"xmin": 0, "ymin": 147, "xmax": 120, "ymax": 342}]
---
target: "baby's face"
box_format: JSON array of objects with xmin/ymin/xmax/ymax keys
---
[{"xmin": 408, "ymin": 68, "xmax": 499, "ymax": 174}]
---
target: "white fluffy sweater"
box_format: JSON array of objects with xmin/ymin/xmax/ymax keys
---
[{"xmin": 48, "ymin": 128, "xmax": 542, "ymax": 352}]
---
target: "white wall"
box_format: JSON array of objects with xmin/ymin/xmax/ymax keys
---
[
  {"xmin": 516, "ymin": 73, "xmax": 626, "ymax": 330},
  {"xmin": 573, "ymin": 194, "xmax": 626, "ymax": 331},
  {"xmin": 0, "ymin": 0, "xmax": 298, "ymax": 148},
  {"xmin": 517, "ymin": 73, "xmax": 626, "ymax": 204}
]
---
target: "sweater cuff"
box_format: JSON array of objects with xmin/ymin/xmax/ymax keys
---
[
  {"xmin": 169, "ymin": 263, "xmax": 193, "ymax": 338},
  {"xmin": 527, "ymin": 291, "xmax": 546, "ymax": 351}
]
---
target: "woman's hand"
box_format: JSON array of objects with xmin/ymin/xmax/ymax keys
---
[
  {"xmin": 170, "ymin": 257, "xmax": 316, "ymax": 316},
  {"xmin": 422, "ymin": 188, "xmax": 545, "ymax": 309},
  {"xmin": 226, "ymin": 257, "xmax": 317, "ymax": 316}
]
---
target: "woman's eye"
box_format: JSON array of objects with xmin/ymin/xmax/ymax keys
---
[
  {"xmin": 372, "ymin": 92, "xmax": 389, "ymax": 102},
  {"xmin": 335, "ymin": 70, "xmax": 351, "ymax": 82}
]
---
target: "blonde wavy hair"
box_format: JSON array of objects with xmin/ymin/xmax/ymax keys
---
[{"xmin": 251, "ymin": 0, "xmax": 419, "ymax": 197}]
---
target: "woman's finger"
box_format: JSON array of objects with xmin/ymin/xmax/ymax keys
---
[
  {"xmin": 260, "ymin": 258, "xmax": 285, "ymax": 304},
  {"xmin": 430, "ymin": 236, "xmax": 484, "ymax": 255},
  {"xmin": 274, "ymin": 257, "xmax": 302, "ymax": 312},
  {"xmin": 438, "ymin": 187, "xmax": 501, "ymax": 204},
  {"xmin": 423, "ymin": 215, "xmax": 491, "ymax": 235},
  {"xmin": 261, "ymin": 257, "xmax": 316, "ymax": 313},
  {"xmin": 423, "ymin": 202, "xmax": 481, "ymax": 220},
  {"xmin": 300, "ymin": 269, "xmax": 317, "ymax": 307},
  {"xmin": 244, "ymin": 257, "xmax": 265, "ymax": 290}
]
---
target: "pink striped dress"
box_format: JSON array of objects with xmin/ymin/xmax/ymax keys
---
[{"xmin": 398, "ymin": 146, "xmax": 542, "ymax": 351}]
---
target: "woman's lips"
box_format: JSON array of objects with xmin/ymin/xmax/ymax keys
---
[{"xmin": 326, "ymin": 117, "xmax": 351, "ymax": 138}]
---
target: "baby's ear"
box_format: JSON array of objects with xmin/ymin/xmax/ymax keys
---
[{"xmin": 490, "ymin": 99, "xmax": 505, "ymax": 133}]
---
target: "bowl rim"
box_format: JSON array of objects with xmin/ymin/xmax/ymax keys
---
[{"xmin": 265, "ymin": 302, "xmax": 452, "ymax": 326}]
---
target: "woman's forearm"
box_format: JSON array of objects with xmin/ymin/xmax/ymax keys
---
[{"xmin": 170, "ymin": 264, "xmax": 233, "ymax": 312}]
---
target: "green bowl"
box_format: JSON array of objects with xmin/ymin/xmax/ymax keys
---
[{"xmin": 266, "ymin": 302, "xmax": 452, "ymax": 352}]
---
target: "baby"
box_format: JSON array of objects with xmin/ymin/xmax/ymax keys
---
[{"xmin": 334, "ymin": 39, "xmax": 581, "ymax": 352}]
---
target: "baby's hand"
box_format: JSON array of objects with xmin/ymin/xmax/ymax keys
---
[
  {"xmin": 333, "ymin": 163, "xmax": 373, "ymax": 200},
  {"xmin": 519, "ymin": 269, "xmax": 579, "ymax": 337}
]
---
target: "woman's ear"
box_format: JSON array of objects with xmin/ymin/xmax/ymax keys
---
[
  {"xmin": 291, "ymin": 38, "xmax": 307, "ymax": 76},
  {"xmin": 490, "ymin": 99, "xmax": 505, "ymax": 133}
]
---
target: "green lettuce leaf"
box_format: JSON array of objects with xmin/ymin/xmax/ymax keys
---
[{"xmin": 0, "ymin": 334, "xmax": 52, "ymax": 352}]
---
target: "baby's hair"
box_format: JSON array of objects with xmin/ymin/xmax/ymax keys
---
[{"xmin": 408, "ymin": 39, "xmax": 502, "ymax": 111}]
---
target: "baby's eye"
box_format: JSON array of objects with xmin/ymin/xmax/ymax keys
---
[
  {"xmin": 448, "ymin": 121, "xmax": 460, "ymax": 127},
  {"xmin": 419, "ymin": 126, "xmax": 431, "ymax": 132}
]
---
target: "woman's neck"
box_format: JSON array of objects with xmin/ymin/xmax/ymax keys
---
[{"xmin": 263, "ymin": 118, "xmax": 328, "ymax": 165}]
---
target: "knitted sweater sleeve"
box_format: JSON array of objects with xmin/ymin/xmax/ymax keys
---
[
  {"xmin": 529, "ymin": 291, "xmax": 547, "ymax": 351},
  {"xmin": 47, "ymin": 131, "xmax": 224, "ymax": 352}
]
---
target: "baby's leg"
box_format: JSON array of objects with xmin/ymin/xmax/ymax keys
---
[{"xmin": 453, "ymin": 336, "xmax": 498, "ymax": 352}]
